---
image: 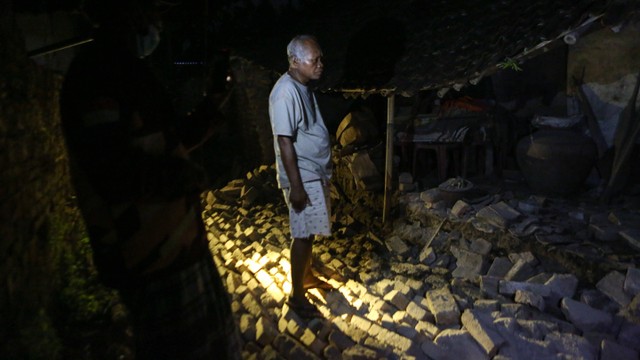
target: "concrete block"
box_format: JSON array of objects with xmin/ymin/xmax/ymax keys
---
[
  {"xmin": 362, "ymin": 337, "xmax": 391, "ymax": 356},
  {"xmin": 515, "ymin": 319, "xmax": 559, "ymax": 340},
  {"xmin": 461, "ymin": 309, "xmax": 505, "ymax": 357},
  {"xmin": 255, "ymin": 269, "xmax": 274, "ymax": 288},
  {"xmin": 406, "ymin": 301, "xmax": 429, "ymax": 321},
  {"xmin": 476, "ymin": 201, "xmax": 521, "ymax": 229},
  {"xmin": 451, "ymin": 246, "xmax": 487, "ymax": 280},
  {"xmin": 242, "ymin": 292, "xmax": 263, "ymax": 317},
  {"xmin": 272, "ymin": 333, "xmax": 298, "ymax": 358},
  {"xmin": 345, "ymin": 279, "xmax": 368, "ymax": 296},
  {"xmin": 245, "ymin": 258, "xmax": 262, "ymax": 273},
  {"xmin": 328, "ymin": 330, "xmax": 355, "ymax": 351},
  {"xmin": 349, "ymin": 314, "xmax": 373, "ymax": 333},
  {"xmin": 526, "ymin": 272, "xmax": 552, "ymax": 284},
  {"xmin": 545, "ymin": 332, "xmax": 598, "ymax": 360},
  {"xmin": 425, "ymin": 287, "xmax": 460, "ymax": 326},
  {"xmin": 256, "ymin": 316, "xmax": 278, "ymax": 346},
  {"xmin": 300, "ymin": 328, "xmax": 327, "ymax": 357},
  {"xmin": 385, "ymin": 235, "xmax": 411, "ymax": 257},
  {"xmin": 493, "ymin": 318, "xmax": 555, "ymax": 358},
  {"xmin": 392, "ymin": 279, "xmax": 413, "ymax": 297},
  {"xmin": 259, "ymin": 292, "xmax": 278, "ymax": 310},
  {"xmin": 451, "ymin": 199, "xmax": 472, "ymax": 217},
  {"xmin": 433, "ymin": 329, "xmax": 488, "ymax": 360},
  {"xmin": 503, "ymin": 258, "xmax": 536, "ymax": 282},
  {"xmin": 366, "ymin": 323, "xmax": 384, "ymax": 337},
  {"xmin": 246, "ymin": 278, "xmax": 261, "ymax": 293},
  {"xmin": 480, "ymin": 276, "xmax": 500, "ymax": 297},
  {"xmin": 288, "ymin": 341, "xmax": 322, "ymax": 360},
  {"xmin": 470, "ymin": 238, "xmax": 492, "ymax": 255},
  {"xmin": 405, "ymin": 278, "xmax": 425, "ymax": 293},
  {"xmin": 515, "ymin": 289, "xmax": 546, "ymax": 311},
  {"xmin": 624, "ymin": 267, "xmax": 640, "ymax": 297},
  {"xmin": 416, "ymin": 320, "xmax": 440, "ymax": 340},
  {"xmin": 420, "ymin": 188, "xmax": 442, "ymax": 203},
  {"xmin": 486, "ymin": 257, "xmax": 513, "ymax": 278},
  {"xmin": 329, "ymin": 258, "xmax": 345, "ymax": 271},
  {"xmin": 397, "ymin": 324, "xmax": 419, "ymax": 340},
  {"xmin": 508, "ymin": 251, "xmax": 538, "ymax": 267},
  {"xmin": 500, "ymin": 303, "xmax": 531, "ymax": 319},
  {"xmin": 393, "ymin": 310, "xmax": 417, "ymax": 327},
  {"xmin": 265, "ymin": 283, "xmax": 286, "ymax": 303},
  {"xmin": 544, "ymin": 273, "xmax": 579, "ymax": 308},
  {"xmin": 580, "ymin": 289, "xmax": 620, "ymax": 314},
  {"xmin": 499, "ymin": 280, "xmax": 552, "ymax": 297},
  {"xmin": 386, "ymin": 331, "xmax": 414, "ymax": 353},
  {"xmin": 421, "ymin": 340, "xmax": 449, "ymax": 360},
  {"xmin": 286, "ymin": 317, "xmax": 305, "ymax": 338},
  {"xmin": 474, "ymin": 299, "xmax": 500, "ymax": 312},
  {"xmin": 239, "ymin": 313, "xmax": 257, "ymax": 341},
  {"xmin": 226, "ymin": 272, "xmax": 242, "ymax": 293},
  {"xmin": 374, "ymin": 279, "xmax": 394, "ymax": 295},
  {"xmin": 343, "ymin": 345, "xmax": 383, "ymax": 360},
  {"xmin": 476, "ymin": 206, "xmax": 508, "ymax": 229},
  {"xmin": 419, "ymin": 245, "xmax": 437, "ymax": 265},
  {"xmin": 560, "ymin": 297, "xmax": 613, "ymax": 333},
  {"xmin": 597, "ymin": 271, "xmax": 632, "ymax": 307}
]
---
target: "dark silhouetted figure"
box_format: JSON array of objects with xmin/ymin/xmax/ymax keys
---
[{"xmin": 60, "ymin": 1, "xmax": 240, "ymax": 358}]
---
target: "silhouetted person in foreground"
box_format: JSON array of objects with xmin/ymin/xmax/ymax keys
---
[
  {"xmin": 60, "ymin": 1, "xmax": 240, "ymax": 358},
  {"xmin": 269, "ymin": 35, "xmax": 333, "ymax": 319}
]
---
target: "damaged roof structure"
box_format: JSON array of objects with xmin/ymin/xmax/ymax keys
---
[{"xmin": 226, "ymin": 0, "xmax": 639, "ymax": 97}]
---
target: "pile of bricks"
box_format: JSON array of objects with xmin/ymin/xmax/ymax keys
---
[{"xmin": 201, "ymin": 166, "xmax": 640, "ymax": 359}]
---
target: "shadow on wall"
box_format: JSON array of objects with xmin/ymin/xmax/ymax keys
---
[{"xmin": 341, "ymin": 16, "xmax": 406, "ymax": 89}]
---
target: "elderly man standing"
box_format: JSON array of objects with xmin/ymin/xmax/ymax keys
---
[{"xmin": 269, "ymin": 35, "xmax": 333, "ymax": 319}]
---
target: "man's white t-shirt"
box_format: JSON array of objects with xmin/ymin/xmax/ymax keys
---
[{"xmin": 269, "ymin": 72, "xmax": 332, "ymax": 189}]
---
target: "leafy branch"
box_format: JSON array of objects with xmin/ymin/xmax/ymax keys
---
[{"xmin": 497, "ymin": 57, "xmax": 523, "ymax": 72}]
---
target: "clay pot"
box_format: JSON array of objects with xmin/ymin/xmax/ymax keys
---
[{"xmin": 516, "ymin": 128, "xmax": 597, "ymax": 195}]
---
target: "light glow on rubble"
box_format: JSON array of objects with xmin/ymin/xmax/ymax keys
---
[{"xmin": 216, "ymin": 241, "xmax": 371, "ymax": 320}]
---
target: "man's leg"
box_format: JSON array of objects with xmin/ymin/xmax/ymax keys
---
[
  {"xmin": 304, "ymin": 251, "xmax": 314, "ymax": 283},
  {"xmin": 290, "ymin": 236, "xmax": 313, "ymax": 302}
]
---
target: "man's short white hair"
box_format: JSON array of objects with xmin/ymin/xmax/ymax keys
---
[{"xmin": 287, "ymin": 35, "xmax": 318, "ymax": 65}]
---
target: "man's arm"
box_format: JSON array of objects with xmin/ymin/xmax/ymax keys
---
[{"xmin": 277, "ymin": 135, "xmax": 309, "ymax": 212}]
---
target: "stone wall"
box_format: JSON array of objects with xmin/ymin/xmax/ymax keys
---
[{"xmin": 0, "ymin": 7, "xmax": 82, "ymax": 357}]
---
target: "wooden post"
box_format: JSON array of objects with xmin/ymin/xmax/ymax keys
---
[{"xmin": 383, "ymin": 95, "xmax": 395, "ymax": 224}]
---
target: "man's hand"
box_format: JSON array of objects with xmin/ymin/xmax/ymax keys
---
[{"xmin": 289, "ymin": 185, "xmax": 310, "ymax": 213}]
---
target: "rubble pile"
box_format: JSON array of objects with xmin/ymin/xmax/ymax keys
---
[{"xmin": 201, "ymin": 165, "xmax": 640, "ymax": 359}]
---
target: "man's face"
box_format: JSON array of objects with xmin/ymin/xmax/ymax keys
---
[{"xmin": 294, "ymin": 40, "xmax": 324, "ymax": 83}]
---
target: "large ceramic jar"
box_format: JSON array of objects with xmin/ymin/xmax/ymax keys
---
[{"xmin": 516, "ymin": 128, "xmax": 597, "ymax": 195}]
